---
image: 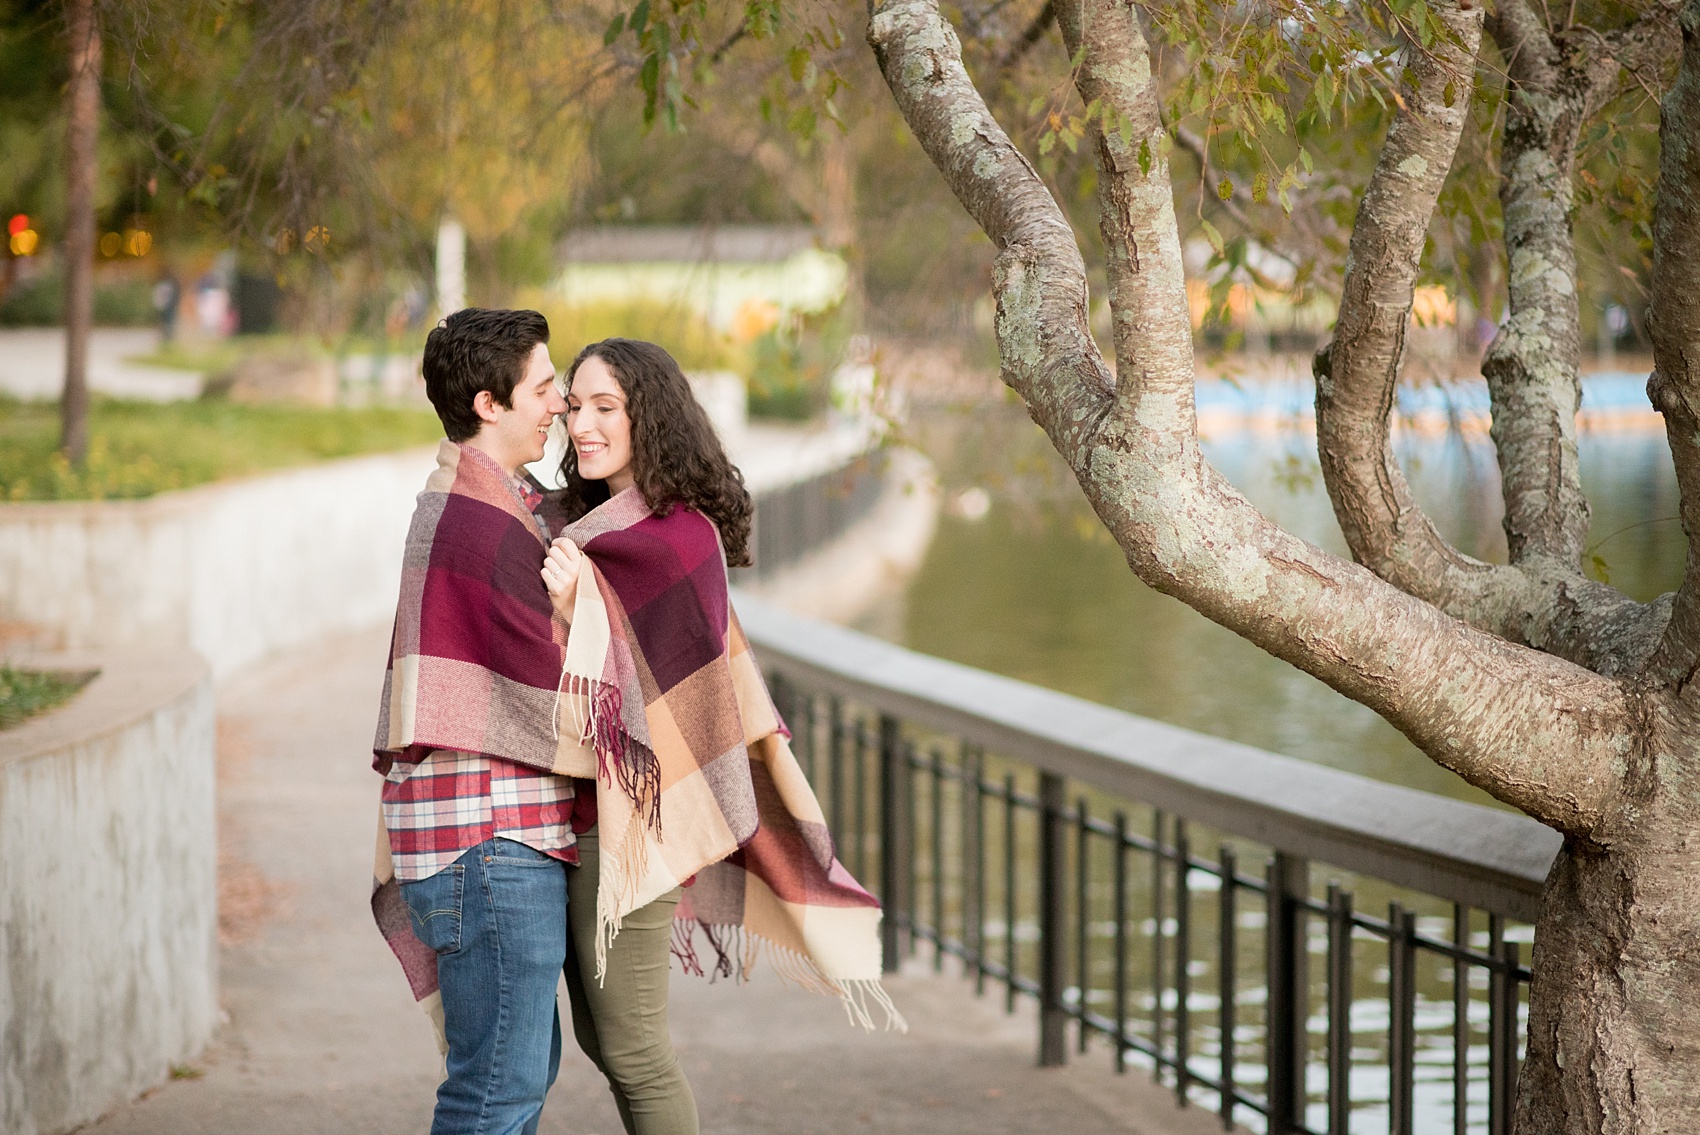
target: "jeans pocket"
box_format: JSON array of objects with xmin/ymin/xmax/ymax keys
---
[{"xmin": 401, "ymin": 864, "xmax": 465, "ymax": 955}]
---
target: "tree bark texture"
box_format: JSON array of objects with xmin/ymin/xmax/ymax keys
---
[
  {"xmin": 61, "ymin": 0, "xmax": 100, "ymax": 466},
  {"xmin": 1314, "ymin": 0, "xmax": 1680, "ymax": 679},
  {"xmin": 867, "ymin": 0, "xmax": 1700, "ymax": 1128},
  {"xmin": 1647, "ymin": 0, "xmax": 1700, "ymax": 683}
]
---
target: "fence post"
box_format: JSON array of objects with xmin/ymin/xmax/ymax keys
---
[
  {"xmin": 878, "ymin": 713, "xmax": 910, "ymax": 973},
  {"xmin": 1265, "ymin": 853, "xmax": 1310, "ymax": 1134},
  {"xmin": 1038, "ymin": 770, "xmax": 1069, "ymax": 1066}
]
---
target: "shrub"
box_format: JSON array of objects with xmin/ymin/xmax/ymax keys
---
[
  {"xmin": 514, "ymin": 292, "xmax": 747, "ymax": 376},
  {"xmin": 0, "ymin": 270, "xmax": 157, "ymax": 327}
]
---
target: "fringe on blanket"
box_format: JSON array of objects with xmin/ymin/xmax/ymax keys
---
[
  {"xmin": 670, "ymin": 917, "xmax": 908, "ymax": 1034},
  {"xmin": 553, "ymin": 661, "xmax": 664, "ymax": 840},
  {"xmin": 593, "ymin": 806, "xmax": 658, "ymax": 984}
]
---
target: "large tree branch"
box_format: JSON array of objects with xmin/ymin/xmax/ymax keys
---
[
  {"xmin": 868, "ymin": 0, "xmax": 1629, "ymax": 836},
  {"xmin": 1480, "ymin": 0, "xmax": 1624, "ymax": 571},
  {"xmin": 1314, "ymin": 4, "xmax": 1497, "ymax": 612},
  {"xmin": 1311, "ymin": 2, "xmax": 1668, "ymax": 677},
  {"xmin": 1646, "ymin": 0, "xmax": 1700, "ymax": 685}
]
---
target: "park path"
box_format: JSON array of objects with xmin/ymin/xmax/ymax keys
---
[
  {"xmin": 79, "ymin": 626, "xmax": 1222, "ymax": 1135},
  {"xmin": 0, "ymin": 328, "xmax": 201, "ymax": 402}
]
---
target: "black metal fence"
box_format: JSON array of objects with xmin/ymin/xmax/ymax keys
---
[
  {"xmin": 736, "ymin": 593, "xmax": 1555, "ymax": 1135},
  {"xmin": 733, "ymin": 451, "xmax": 887, "ymax": 582}
]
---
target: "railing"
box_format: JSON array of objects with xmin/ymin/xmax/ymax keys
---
[
  {"xmin": 734, "ymin": 450, "xmax": 886, "ymax": 581},
  {"xmin": 734, "ymin": 592, "xmax": 1559, "ymax": 1135}
]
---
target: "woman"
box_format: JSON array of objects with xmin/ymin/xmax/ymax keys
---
[{"xmin": 539, "ymin": 339, "xmax": 898, "ymax": 1135}]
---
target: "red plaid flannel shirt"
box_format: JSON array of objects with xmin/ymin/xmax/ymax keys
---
[{"xmin": 381, "ymin": 473, "xmax": 594, "ymax": 883}]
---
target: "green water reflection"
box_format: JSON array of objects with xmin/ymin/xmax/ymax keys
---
[{"xmin": 870, "ymin": 402, "xmax": 1685, "ymax": 808}]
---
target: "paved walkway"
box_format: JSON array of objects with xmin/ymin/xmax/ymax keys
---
[
  {"xmin": 81, "ymin": 627, "xmax": 1224, "ymax": 1135},
  {"xmin": 0, "ymin": 328, "xmax": 203, "ymax": 402}
]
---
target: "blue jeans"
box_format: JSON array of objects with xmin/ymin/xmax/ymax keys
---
[{"xmin": 401, "ymin": 838, "xmax": 571, "ymax": 1135}]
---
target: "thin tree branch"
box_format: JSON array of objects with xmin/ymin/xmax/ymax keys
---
[{"xmin": 994, "ymin": 0, "xmax": 1055, "ymax": 77}]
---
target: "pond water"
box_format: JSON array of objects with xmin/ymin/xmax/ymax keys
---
[{"xmin": 863, "ymin": 372, "xmax": 1686, "ymax": 808}]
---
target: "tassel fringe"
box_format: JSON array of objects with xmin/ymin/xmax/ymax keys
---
[{"xmin": 669, "ymin": 917, "xmax": 908, "ymax": 1034}]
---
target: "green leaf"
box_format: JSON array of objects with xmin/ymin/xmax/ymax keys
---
[
  {"xmin": 603, "ymin": 11, "xmax": 625, "ymax": 45},
  {"xmin": 631, "ymin": 0, "xmax": 650, "ymax": 37},
  {"xmin": 1137, "ymin": 137, "xmax": 1151, "ymax": 174},
  {"xmin": 1200, "ymin": 218, "xmax": 1225, "ymax": 257},
  {"xmin": 788, "ymin": 45, "xmax": 810, "ymax": 83},
  {"xmin": 1061, "ymin": 129, "xmax": 1079, "ymax": 154},
  {"xmin": 1120, "ymin": 116, "xmax": 1135, "ymax": 149},
  {"xmin": 1039, "ymin": 130, "xmax": 1057, "ymax": 156},
  {"xmin": 639, "ymin": 50, "xmax": 661, "ymax": 101},
  {"xmin": 1443, "ymin": 80, "xmax": 1456, "ymax": 108},
  {"xmin": 788, "ymin": 104, "xmax": 817, "ymax": 140},
  {"xmin": 1217, "ymin": 177, "xmax": 1234, "ymax": 201}
]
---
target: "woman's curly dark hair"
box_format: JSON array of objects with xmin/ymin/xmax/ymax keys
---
[{"xmin": 558, "ymin": 337, "xmax": 754, "ymax": 567}]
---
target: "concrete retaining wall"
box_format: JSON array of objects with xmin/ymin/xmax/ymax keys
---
[
  {"xmin": 0, "ymin": 648, "xmax": 216, "ymax": 1135},
  {"xmin": 0, "ymin": 449, "xmax": 436, "ymax": 677}
]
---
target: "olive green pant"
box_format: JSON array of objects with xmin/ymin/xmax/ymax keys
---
[{"xmin": 564, "ymin": 827, "xmax": 699, "ymax": 1135}]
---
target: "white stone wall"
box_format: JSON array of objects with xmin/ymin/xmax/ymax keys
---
[
  {"xmin": 0, "ymin": 448, "xmax": 436, "ymax": 677},
  {"xmin": 0, "ymin": 649, "xmax": 216, "ymax": 1135}
]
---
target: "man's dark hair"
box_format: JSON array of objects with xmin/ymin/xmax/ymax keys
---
[{"xmin": 422, "ymin": 308, "xmax": 551, "ymax": 442}]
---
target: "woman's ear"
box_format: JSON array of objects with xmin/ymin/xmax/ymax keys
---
[{"xmin": 472, "ymin": 389, "xmax": 500, "ymax": 425}]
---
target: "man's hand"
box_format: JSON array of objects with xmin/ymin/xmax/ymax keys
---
[{"xmin": 542, "ymin": 538, "xmax": 583, "ymax": 623}]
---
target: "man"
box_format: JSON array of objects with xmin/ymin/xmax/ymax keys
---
[{"xmin": 370, "ymin": 307, "xmax": 593, "ymax": 1135}]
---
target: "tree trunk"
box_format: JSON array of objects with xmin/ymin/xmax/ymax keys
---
[
  {"xmin": 61, "ymin": 0, "xmax": 100, "ymax": 466},
  {"xmin": 863, "ymin": 0, "xmax": 1700, "ymax": 1128}
]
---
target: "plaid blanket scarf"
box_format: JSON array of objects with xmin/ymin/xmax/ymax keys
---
[
  {"xmin": 371, "ymin": 440, "xmax": 898, "ymax": 1036},
  {"xmin": 559, "ymin": 488, "xmax": 900, "ymax": 1030},
  {"xmin": 369, "ymin": 440, "xmax": 597, "ymax": 1039}
]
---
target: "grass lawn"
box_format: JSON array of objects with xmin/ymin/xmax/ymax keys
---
[
  {"xmin": 0, "ymin": 666, "xmax": 97, "ymax": 730},
  {"xmin": 0, "ymin": 397, "xmax": 445, "ymax": 501}
]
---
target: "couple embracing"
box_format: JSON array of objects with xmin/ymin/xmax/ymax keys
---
[{"xmin": 368, "ymin": 308, "xmax": 899, "ymax": 1135}]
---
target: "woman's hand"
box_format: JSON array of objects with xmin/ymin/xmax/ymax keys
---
[{"xmin": 542, "ymin": 538, "xmax": 583, "ymax": 622}]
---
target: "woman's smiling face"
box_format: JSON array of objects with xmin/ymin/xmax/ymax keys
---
[{"xmin": 567, "ymin": 354, "xmax": 635, "ymax": 495}]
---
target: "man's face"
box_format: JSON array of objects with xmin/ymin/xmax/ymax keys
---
[{"xmin": 476, "ymin": 342, "xmax": 566, "ymax": 474}]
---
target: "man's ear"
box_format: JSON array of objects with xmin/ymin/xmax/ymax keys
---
[{"xmin": 471, "ymin": 389, "xmax": 501, "ymax": 426}]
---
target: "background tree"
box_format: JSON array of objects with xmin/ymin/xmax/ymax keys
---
[{"xmin": 61, "ymin": 0, "xmax": 98, "ymax": 463}]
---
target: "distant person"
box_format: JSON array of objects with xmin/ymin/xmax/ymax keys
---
[
  {"xmin": 540, "ymin": 337, "xmax": 898, "ymax": 1135},
  {"xmin": 371, "ymin": 307, "xmax": 581, "ymax": 1135},
  {"xmin": 152, "ymin": 273, "xmax": 179, "ymax": 343}
]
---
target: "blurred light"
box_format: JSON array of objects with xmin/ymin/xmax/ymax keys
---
[
  {"xmin": 123, "ymin": 229, "xmax": 152, "ymax": 256},
  {"xmin": 100, "ymin": 232, "xmax": 121, "ymax": 257},
  {"xmin": 8, "ymin": 230, "xmax": 38, "ymax": 256},
  {"xmin": 729, "ymin": 298, "xmax": 780, "ymax": 343},
  {"xmin": 7, "ymin": 214, "xmax": 28, "ymax": 237},
  {"xmin": 1412, "ymin": 286, "xmax": 1457, "ymax": 328}
]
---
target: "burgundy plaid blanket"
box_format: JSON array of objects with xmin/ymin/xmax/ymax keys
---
[
  {"xmin": 372, "ymin": 441, "xmax": 898, "ymax": 1036},
  {"xmin": 370, "ymin": 441, "xmax": 597, "ymax": 1036},
  {"xmin": 559, "ymin": 489, "xmax": 900, "ymax": 1029}
]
